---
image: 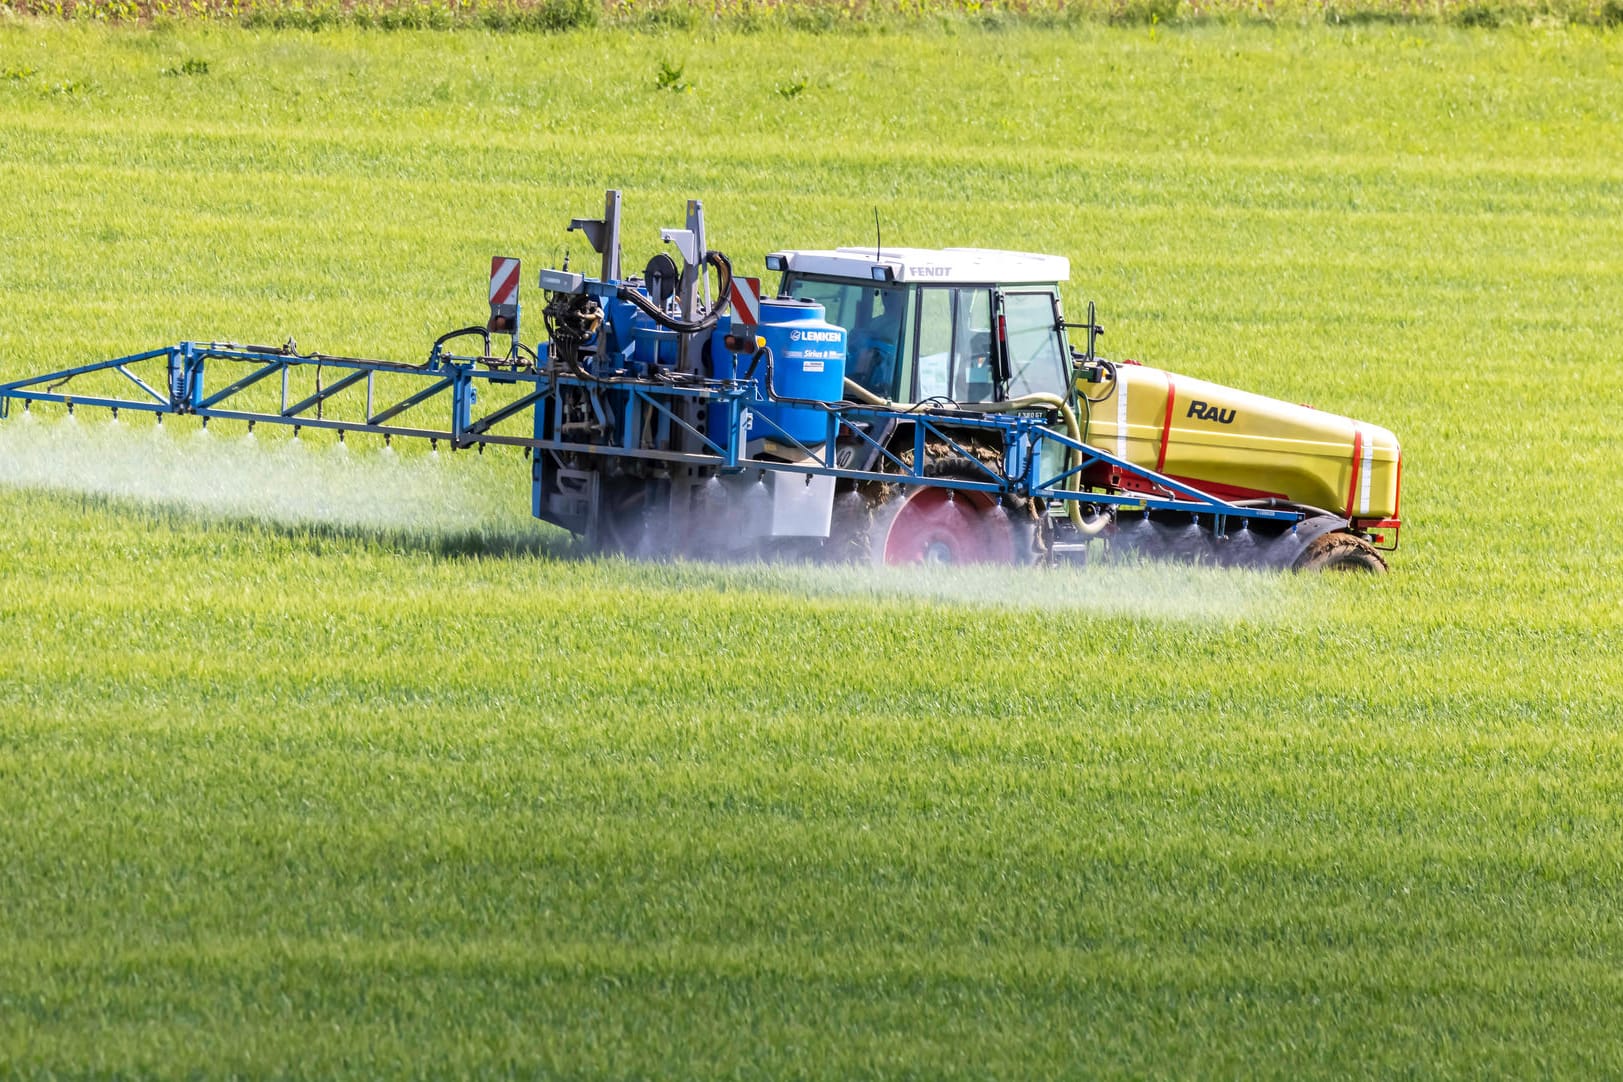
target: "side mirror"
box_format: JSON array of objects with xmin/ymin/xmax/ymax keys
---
[{"xmin": 1054, "ymin": 297, "xmax": 1104, "ymax": 361}]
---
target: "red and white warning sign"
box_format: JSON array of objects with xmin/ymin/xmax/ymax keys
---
[
  {"xmin": 728, "ymin": 276, "xmax": 762, "ymax": 327},
  {"xmin": 489, "ymin": 256, "xmax": 521, "ymax": 306},
  {"xmin": 488, "ymin": 256, "xmax": 520, "ymax": 333}
]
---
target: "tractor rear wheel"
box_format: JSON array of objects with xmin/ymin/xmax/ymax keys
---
[
  {"xmin": 828, "ymin": 437, "xmax": 1048, "ymax": 567},
  {"xmin": 869, "ymin": 484, "xmax": 1017, "ymax": 566},
  {"xmin": 1291, "ymin": 531, "xmax": 1388, "ymax": 573}
]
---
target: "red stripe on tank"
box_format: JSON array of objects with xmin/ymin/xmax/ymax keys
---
[{"xmin": 1156, "ymin": 377, "xmax": 1175, "ymax": 473}]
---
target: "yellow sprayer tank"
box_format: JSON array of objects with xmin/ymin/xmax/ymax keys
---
[{"xmin": 1081, "ymin": 362, "xmax": 1401, "ymax": 523}]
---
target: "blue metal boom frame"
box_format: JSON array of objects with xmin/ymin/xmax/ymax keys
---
[{"xmin": 0, "ymin": 340, "xmax": 1303, "ymax": 529}]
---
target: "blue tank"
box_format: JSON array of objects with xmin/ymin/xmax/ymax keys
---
[
  {"xmin": 713, "ymin": 298, "xmax": 847, "ymax": 445},
  {"xmin": 627, "ymin": 309, "xmax": 680, "ymax": 369}
]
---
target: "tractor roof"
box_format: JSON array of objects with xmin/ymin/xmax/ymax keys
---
[{"xmin": 768, "ymin": 247, "xmax": 1069, "ymax": 286}]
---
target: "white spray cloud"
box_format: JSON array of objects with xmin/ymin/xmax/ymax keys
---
[
  {"xmin": 0, "ymin": 413, "xmax": 533, "ymax": 537},
  {"xmin": 0, "ymin": 413, "xmax": 1303, "ymax": 621},
  {"xmin": 673, "ymin": 558, "xmax": 1299, "ymax": 622}
]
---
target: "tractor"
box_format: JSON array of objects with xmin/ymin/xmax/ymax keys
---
[{"xmin": 1, "ymin": 190, "xmax": 1401, "ymax": 571}]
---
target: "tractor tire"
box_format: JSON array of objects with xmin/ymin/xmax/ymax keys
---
[
  {"xmin": 829, "ymin": 439, "xmax": 1048, "ymax": 566},
  {"xmin": 825, "ymin": 489, "xmax": 880, "ymax": 563},
  {"xmin": 591, "ymin": 479, "xmax": 657, "ymax": 557},
  {"xmin": 868, "ymin": 483, "xmax": 1015, "ymax": 566},
  {"xmin": 1291, "ymin": 531, "xmax": 1388, "ymax": 574}
]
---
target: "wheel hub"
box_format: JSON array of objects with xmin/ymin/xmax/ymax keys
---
[{"xmin": 880, "ymin": 486, "xmax": 1014, "ymax": 566}]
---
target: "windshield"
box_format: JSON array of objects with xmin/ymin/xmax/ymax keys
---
[{"xmin": 782, "ymin": 276, "xmax": 912, "ymax": 400}]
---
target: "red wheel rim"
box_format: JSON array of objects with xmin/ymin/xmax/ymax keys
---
[{"xmin": 881, "ymin": 488, "xmax": 1015, "ymax": 565}]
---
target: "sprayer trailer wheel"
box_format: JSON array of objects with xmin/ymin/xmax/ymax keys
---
[{"xmin": 1291, "ymin": 531, "xmax": 1388, "ymax": 574}]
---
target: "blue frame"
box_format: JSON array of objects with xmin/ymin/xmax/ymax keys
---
[{"xmin": 0, "ymin": 340, "xmax": 1304, "ymax": 530}]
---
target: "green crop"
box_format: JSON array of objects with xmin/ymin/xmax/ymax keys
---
[
  {"xmin": 5, "ymin": 0, "xmax": 1623, "ymax": 31},
  {"xmin": 1, "ymin": 20, "xmax": 1621, "ymax": 1079}
]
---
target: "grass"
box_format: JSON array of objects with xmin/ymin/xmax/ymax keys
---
[
  {"xmin": 5, "ymin": 0, "xmax": 1623, "ymax": 31},
  {"xmin": 2, "ymin": 19, "xmax": 1622, "ymax": 1078}
]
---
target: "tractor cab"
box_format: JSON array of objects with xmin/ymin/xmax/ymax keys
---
[{"xmin": 765, "ymin": 247, "xmax": 1073, "ymax": 405}]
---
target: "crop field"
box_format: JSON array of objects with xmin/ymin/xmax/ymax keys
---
[{"xmin": 1, "ymin": 17, "xmax": 1621, "ymax": 1079}]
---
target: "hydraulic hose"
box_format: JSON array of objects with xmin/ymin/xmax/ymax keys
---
[
  {"xmin": 745, "ymin": 347, "xmax": 855, "ymax": 411},
  {"xmin": 615, "ymin": 250, "xmax": 734, "ymax": 334},
  {"xmin": 841, "ymin": 379, "xmax": 1109, "ymax": 537},
  {"xmin": 431, "ymin": 325, "xmax": 492, "ymax": 358}
]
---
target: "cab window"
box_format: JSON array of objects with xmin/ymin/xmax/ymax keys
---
[
  {"xmin": 915, "ymin": 287, "xmax": 952, "ymax": 400},
  {"xmin": 1001, "ymin": 290, "xmax": 1068, "ymax": 399},
  {"xmin": 952, "ymin": 289, "xmax": 995, "ymax": 402},
  {"xmin": 915, "ymin": 287, "xmax": 994, "ymax": 404}
]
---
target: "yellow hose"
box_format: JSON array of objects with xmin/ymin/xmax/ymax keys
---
[{"xmin": 841, "ymin": 379, "xmax": 1109, "ymax": 536}]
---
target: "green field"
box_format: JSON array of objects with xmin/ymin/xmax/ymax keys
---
[{"xmin": 3, "ymin": 19, "xmax": 1622, "ymax": 1078}]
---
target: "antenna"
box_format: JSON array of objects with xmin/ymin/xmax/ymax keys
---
[{"xmin": 874, "ymin": 207, "xmax": 882, "ymax": 260}]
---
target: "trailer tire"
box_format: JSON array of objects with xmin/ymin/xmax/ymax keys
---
[{"xmin": 1291, "ymin": 531, "xmax": 1387, "ymax": 574}]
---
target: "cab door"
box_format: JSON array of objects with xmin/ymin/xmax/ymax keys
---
[
  {"xmin": 996, "ymin": 289, "xmax": 1070, "ymax": 400},
  {"xmin": 913, "ymin": 286, "xmax": 996, "ymax": 404}
]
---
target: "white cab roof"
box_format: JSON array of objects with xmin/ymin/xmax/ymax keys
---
[{"xmin": 770, "ymin": 246, "xmax": 1069, "ymax": 286}]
